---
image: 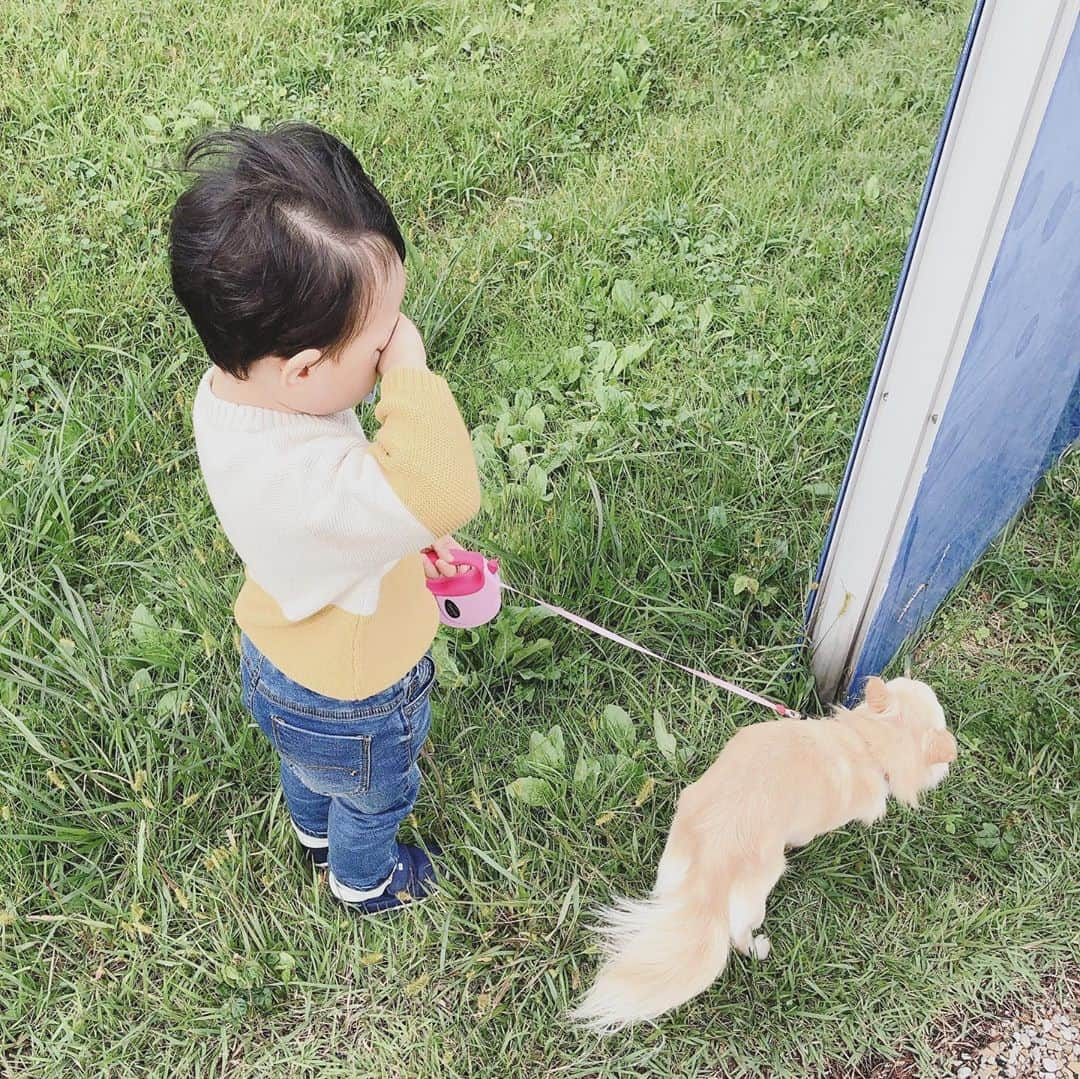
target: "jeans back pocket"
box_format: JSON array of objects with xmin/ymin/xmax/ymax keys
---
[{"xmin": 270, "ymin": 715, "xmax": 372, "ymax": 796}]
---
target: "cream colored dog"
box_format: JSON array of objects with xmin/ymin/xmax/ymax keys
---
[{"xmin": 572, "ymin": 676, "xmax": 957, "ymax": 1031}]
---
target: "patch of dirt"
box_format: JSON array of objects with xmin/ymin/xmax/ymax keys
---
[{"xmin": 831, "ymin": 970, "xmax": 1080, "ymax": 1078}]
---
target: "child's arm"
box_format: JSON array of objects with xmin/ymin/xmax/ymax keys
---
[
  {"xmin": 367, "ymin": 315, "xmax": 481, "ymax": 541},
  {"xmin": 367, "ymin": 366, "xmax": 480, "ymax": 539},
  {"xmin": 314, "ymin": 316, "xmax": 481, "ymax": 571}
]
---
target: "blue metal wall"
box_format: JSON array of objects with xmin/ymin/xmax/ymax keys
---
[{"xmin": 847, "ymin": 16, "xmax": 1080, "ymax": 697}]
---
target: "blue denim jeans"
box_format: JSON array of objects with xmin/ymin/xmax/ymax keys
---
[{"xmin": 240, "ymin": 634, "xmax": 436, "ymax": 893}]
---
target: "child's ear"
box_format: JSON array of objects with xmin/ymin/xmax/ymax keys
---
[
  {"xmin": 863, "ymin": 676, "xmax": 890, "ymax": 714},
  {"xmin": 281, "ymin": 348, "xmax": 324, "ymax": 386},
  {"xmin": 923, "ymin": 729, "xmax": 957, "ymax": 766}
]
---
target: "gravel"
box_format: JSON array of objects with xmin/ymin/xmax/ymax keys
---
[
  {"xmin": 839, "ymin": 972, "xmax": 1080, "ymax": 1079},
  {"xmin": 945, "ymin": 1004, "xmax": 1080, "ymax": 1078}
]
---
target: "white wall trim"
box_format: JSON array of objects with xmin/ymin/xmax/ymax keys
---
[{"xmin": 808, "ymin": 0, "xmax": 1078, "ymax": 701}]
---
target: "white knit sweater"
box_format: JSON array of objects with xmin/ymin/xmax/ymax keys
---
[{"xmin": 192, "ymin": 365, "xmax": 481, "ymax": 698}]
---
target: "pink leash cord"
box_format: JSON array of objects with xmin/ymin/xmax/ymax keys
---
[{"xmin": 499, "ymin": 582, "xmax": 804, "ymax": 721}]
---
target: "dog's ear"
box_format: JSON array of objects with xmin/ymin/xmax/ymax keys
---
[
  {"xmin": 923, "ymin": 729, "xmax": 957, "ymax": 766},
  {"xmin": 864, "ymin": 676, "xmax": 890, "ymax": 714}
]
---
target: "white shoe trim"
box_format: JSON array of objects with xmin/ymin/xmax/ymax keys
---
[
  {"xmin": 328, "ymin": 868, "xmax": 397, "ymax": 903},
  {"xmin": 291, "ymin": 820, "xmax": 329, "ymax": 849}
]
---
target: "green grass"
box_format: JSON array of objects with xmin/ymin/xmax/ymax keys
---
[{"xmin": 2, "ymin": 0, "xmax": 1078, "ymax": 1074}]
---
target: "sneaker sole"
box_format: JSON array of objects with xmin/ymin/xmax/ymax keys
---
[{"xmin": 337, "ymin": 888, "xmax": 437, "ymax": 917}]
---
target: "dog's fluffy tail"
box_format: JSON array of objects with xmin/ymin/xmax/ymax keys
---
[{"xmin": 570, "ymin": 823, "xmax": 732, "ymax": 1032}]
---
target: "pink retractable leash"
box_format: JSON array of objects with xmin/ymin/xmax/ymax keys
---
[{"xmin": 425, "ymin": 548, "xmax": 804, "ymax": 721}]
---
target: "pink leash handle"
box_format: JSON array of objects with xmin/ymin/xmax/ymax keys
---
[{"xmin": 500, "ymin": 582, "xmax": 803, "ymax": 720}]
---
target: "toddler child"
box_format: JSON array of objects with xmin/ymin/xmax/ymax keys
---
[{"xmin": 170, "ymin": 122, "xmax": 481, "ymax": 914}]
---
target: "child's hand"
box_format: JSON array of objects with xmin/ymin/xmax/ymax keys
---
[
  {"xmin": 377, "ymin": 314, "xmax": 428, "ymax": 375},
  {"xmin": 423, "ymin": 535, "xmax": 470, "ymax": 578}
]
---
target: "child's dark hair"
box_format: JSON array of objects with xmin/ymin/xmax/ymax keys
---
[{"xmin": 169, "ymin": 122, "xmax": 406, "ymax": 379}]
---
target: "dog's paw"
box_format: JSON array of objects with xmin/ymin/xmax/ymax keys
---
[{"xmin": 751, "ymin": 934, "xmax": 771, "ymax": 960}]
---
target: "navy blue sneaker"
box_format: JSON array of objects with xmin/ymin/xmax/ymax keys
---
[
  {"xmin": 292, "ymin": 823, "xmax": 329, "ymax": 869},
  {"xmin": 328, "ymin": 842, "xmax": 440, "ymax": 915},
  {"xmin": 299, "ymin": 841, "xmax": 329, "ymax": 869}
]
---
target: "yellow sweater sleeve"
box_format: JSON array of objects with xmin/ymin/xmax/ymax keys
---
[{"xmin": 368, "ymin": 367, "xmax": 482, "ymax": 539}]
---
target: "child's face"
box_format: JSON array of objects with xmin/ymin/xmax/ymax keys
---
[{"xmin": 278, "ymin": 258, "xmax": 405, "ymax": 415}]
